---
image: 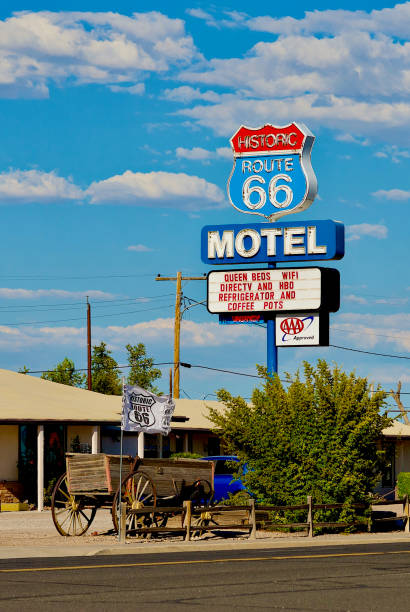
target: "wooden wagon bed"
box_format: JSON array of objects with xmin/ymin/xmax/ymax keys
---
[
  {"xmin": 66, "ymin": 453, "xmax": 134, "ymax": 495},
  {"xmin": 52, "ymin": 453, "xmax": 215, "ymax": 537}
]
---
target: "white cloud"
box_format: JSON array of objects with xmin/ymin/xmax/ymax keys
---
[
  {"xmin": 86, "ymin": 170, "xmax": 224, "ymax": 209},
  {"xmin": 374, "ymin": 145, "xmax": 410, "ymax": 163},
  {"xmin": 109, "ymin": 83, "xmax": 145, "ymax": 95},
  {"xmin": 372, "ymin": 189, "xmax": 410, "ymax": 201},
  {"xmin": 176, "ymin": 147, "xmax": 212, "ymax": 161},
  {"xmin": 174, "ymin": 6, "xmax": 410, "ymax": 141},
  {"xmin": 0, "ymin": 169, "xmax": 82, "ymax": 203},
  {"xmin": 216, "ymin": 147, "xmax": 232, "ymax": 160},
  {"xmin": 357, "ymin": 365, "xmax": 410, "ymax": 386},
  {"xmin": 178, "ymin": 94, "xmax": 410, "ymax": 138},
  {"xmin": 163, "ymin": 86, "xmax": 222, "ymax": 103},
  {"xmin": 0, "ymin": 288, "xmax": 115, "ymax": 299},
  {"xmin": 343, "ymin": 294, "xmax": 368, "ymax": 304},
  {"xmin": 333, "ymin": 312, "xmax": 410, "ymax": 352},
  {"xmin": 0, "ymin": 316, "xmax": 261, "ymax": 351},
  {"xmin": 175, "ymin": 146, "xmax": 231, "ymax": 161},
  {"xmin": 0, "ymin": 11, "xmax": 197, "ymax": 97},
  {"xmin": 181, "ymin": 33, "xmax": 410, "ymax": 102},
  {"xmin": 0, "ymin": 325, "xmax": 85, "ymax": 350},
  {"xmin": 186, "ymin": 7, "xmax": 244, "ymax": 29},
  {"xmin": 0, "ymin": 166, "xmax": 225, "ymax": 210},
  {"xmin": 243, "ymin": 5, "xmax": 410, "ymax": 38},
  {"xmin": 186, "ymin": 9, "xmax": 214, "ymax": 23},
  {"xmin": 375, "ymin": 297, "xmax": 409, "ymax": 306},
  {"xmin": 335, "ymin": 133, "xmax": 369, "ymax": 146},
  {"xmin": 346, "ymin": 223, "xmax": 388, "ymax": 241},
  {"xmin": 127, "ymin": 244, "xmax": 153, "ymax": 252}
]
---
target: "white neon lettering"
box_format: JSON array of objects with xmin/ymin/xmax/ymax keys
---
[
  {"xmin": 208, "ymin": 231, "xmax": 234, "ymax": 259},
  {"xmin": 307, "ymin": 226, "xmax": 327, "ymax": 255},
  {"xmin": 261, "ymin": 228, "xmax": 282, "ymax": 256},
  {"xmin": 284, "ymin": 227, "xmax": 306, "ymax": 255},
  {"xmin": 235, "ymin": 229, "xmax": 261, "ymax": 258},
  {"xmin": 288, "ymin": 132, "xmax": 298, "ymax": 146}
]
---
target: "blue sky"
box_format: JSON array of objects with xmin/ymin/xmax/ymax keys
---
[{"xmin": 0, "ymin": 2, "xmax": 409, "ymax": 410}]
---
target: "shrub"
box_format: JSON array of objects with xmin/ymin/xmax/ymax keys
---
[
  {"xmin": 209, "ymin": 360, "xmax": 390, "ymax": 529},
  {"xmin": 397, "ymin": 472, "xmax": 410, "ymax": 497}
]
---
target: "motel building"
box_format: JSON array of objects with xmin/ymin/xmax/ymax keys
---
[
  {"xmin": 0, "ymin": 369, "xmax": 221, "ymax": 511},
  {"xmin": 0, "ymin": 367, "xmax": 408, "ymax": 510}
]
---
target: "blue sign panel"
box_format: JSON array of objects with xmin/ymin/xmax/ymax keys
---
[{"xmin": 201, "ymin": 219, "xmax": 344, "ymax": 265}]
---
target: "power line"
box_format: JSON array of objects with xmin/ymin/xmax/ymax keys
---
[
  {"xmin": 0, "ymin": 293, "xmax": 174, "ymax": 311},
  {"xmin": 0, "ymin": 270, "xmax": 204, "ymax": 281},
  {"xmin": 0, "ymin": 273, "xmax": 157, "ymax": 281},
  {"xmin": 0, "ymin": 303, "xmax": 174, "ymax": 327},
  {"xmin": 18, "ymin": 359, "xmax": 410, "ymax": 395},
  {"xmin": 330, "ymin": 344, "xmax": 410, "ymax": 360},
  {"xmin": 332, "ymin": 326, "xmax": 409, "ymax": 342},
  {"xmin": 179, "ymin": 362, "xmax": 262, "ymax": 379},
  {"xmin": 26, "ymin": 362, "xmax": 174, "ymax": 374}
]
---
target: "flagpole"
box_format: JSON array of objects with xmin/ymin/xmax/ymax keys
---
[{"xmin": 118, "ymin": 377, "xmax": 125, "ymax": 542}]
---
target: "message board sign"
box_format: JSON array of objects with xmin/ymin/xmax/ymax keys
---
[
  {"xmin": 227, "ymin": 123, "xmax": 317, "ymax": 221},
  {"xmin": 275, "ymin": 313, "xmax": 329, "ymax": 347},
  {"xmin": 201, "ymin": 219, "xmax": 344, "ymax": 265},
  {"xmin": 207, "ymin": 267, "xmax": 339, "ymax": 315}
]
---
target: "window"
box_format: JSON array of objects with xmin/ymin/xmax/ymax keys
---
[
  {"xmin": 207, "ymin": 437, "xmax": 220, "ymax": 456},
  {"xmin": 214, "ymin": 460, "xmax": 235, "ymax": 475}
]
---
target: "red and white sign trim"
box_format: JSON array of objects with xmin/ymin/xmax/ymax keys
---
[
  {"xmin": 207, "ymin": 267, "xmax": 322, "ymax": 314},
  {"xmin": 230, "ymin": 123, "xmax": 306, "ymax": 157}
]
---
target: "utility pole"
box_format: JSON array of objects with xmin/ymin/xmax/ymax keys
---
[
  {"xmin": 87, "ymin": 297, "xmax": 92, "ymax": 391},
  {"xmin": 155, "ymin": 272, "xmax": 206, "ymax": 398}
]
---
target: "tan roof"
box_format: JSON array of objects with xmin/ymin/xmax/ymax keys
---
[
  {"xmin": 0, "ymin": 368, "xmax": 220, "ymax": 429},
  {"xmin": 382, "ymin": 421, "xmax": 410, "ymax": 438},
  {"xmin": 172, "ymin": 398, "xmax": 221, "ymax": 430}
]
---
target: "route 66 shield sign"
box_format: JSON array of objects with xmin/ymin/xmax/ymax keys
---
[
  {"xmin": 227, "ymin": 123, "xmax": 317, "ymax": 222},
  {"xmin": 122, "ymin": 385, "xmax": 175, "ymax": 435},
  {"xmin": 129, "ymin": 392, "xmax": 156, "ymax": 428}
]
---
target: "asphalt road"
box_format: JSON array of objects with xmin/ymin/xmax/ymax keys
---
[{"xmin": 1, "ymin": 542, "xmax": 410, "ymax": 611}]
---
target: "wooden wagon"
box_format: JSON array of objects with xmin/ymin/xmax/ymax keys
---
[{"xmin": 51, "ymin": 453, "xmax": 215, "ymax": 537}]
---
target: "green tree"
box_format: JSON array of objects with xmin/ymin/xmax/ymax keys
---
[
  {"xmin": 91, "ymin": 341, "xmax": 122, "ymax": 395},
  {"xmin": 18, "ymin": 366, "xmax": 30, "ymax": 374},
  {"xmin": 126, "ymin": 343, "xmax": 162, "ymax": 393},
  {"xmin": 209, "ymin": 360, "xmax": 390, "ymax": 523},
  {"xmin": 41, "ymin": 357, "xmax": 86, "ymax": 387}
]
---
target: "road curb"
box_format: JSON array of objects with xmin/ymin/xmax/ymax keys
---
[{"xmin": 2, "ymin": 532, "xmax": 409, "ymax": 561}]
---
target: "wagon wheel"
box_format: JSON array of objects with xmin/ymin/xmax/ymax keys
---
[
  {"xmin": 182, "ymin": 479, "xmax": 217, "ymax": 537},
  {"xmin": 112, "ymin": 470, "xmax": 157, "ymax": 536},
  {"xmin": 51, "ymin": 472, "xmax": 97, "ymax": 536}
]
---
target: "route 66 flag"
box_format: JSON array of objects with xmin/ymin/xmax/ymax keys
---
[{"xmin": 122, "ymin": 384, "xmax": 175, "ymax": 435}]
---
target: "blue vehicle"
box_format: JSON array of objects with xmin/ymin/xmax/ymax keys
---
[{"xmin": 202, "ymin": 455, "xmax": 246, "ymax": 502}]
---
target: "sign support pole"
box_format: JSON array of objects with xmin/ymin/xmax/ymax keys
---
[
  {"xmin": 118, "ymin": 378, "xmax": 125, "ymax": 542},
  {"xmin": 267, "ymin": 262, "xmax": 278, "ymax": 375}
]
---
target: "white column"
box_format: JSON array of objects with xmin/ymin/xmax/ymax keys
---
[
  {"xmin": 138, "ymin": 432, "xmax": 145, "ymax": 458},
  {"xmin": 37, "ymin": 424, "xmax": 44, "ymax": 512},
  {"xmin": 158, "ymin": 434, "xmax": 163, "ymax": 458},
  {"xmin": 91, "ymin": 425, "xmax": 100, "ymax": 454},
  {"xmin": 183, "ymin": 432, "xmax": 189, "ymax": 453}
]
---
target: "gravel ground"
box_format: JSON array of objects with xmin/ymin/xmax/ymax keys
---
[
  {"xmin": 0, "ymin": 509, "xmax": 119, "ymax": 547},
  {"xmin": 0, "ymin": 504, "xmax": 403, "ymax": 549},
  {"xmin": 0, "ymin": 508, "xmax": 256, "ymax": 547}
]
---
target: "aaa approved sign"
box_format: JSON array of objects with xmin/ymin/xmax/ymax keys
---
[{"xmin": 207, "ymin": 267, "xmax": 339, "ymax": 314}]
